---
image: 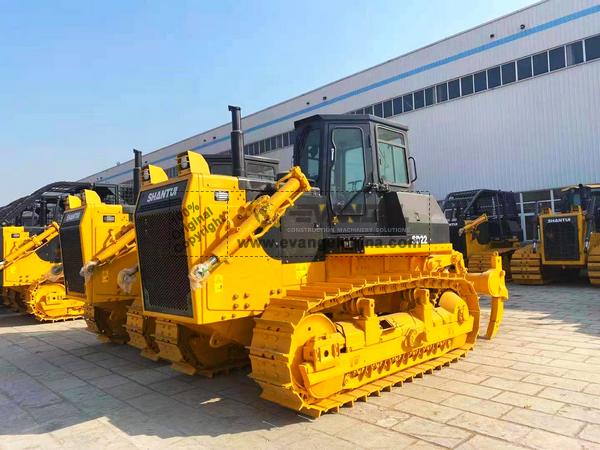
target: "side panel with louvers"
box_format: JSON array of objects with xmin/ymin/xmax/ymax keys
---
[
  {"xmin": 59, "ymin": 210, "xmax": 85, "ymax": 295},
  {"xmin": 0, "ymin": 230, "xmax": 4, "ymax": 288},
  {"xmin": 542, "ymin": 216, "xmax": 580, "ymax": 261},
  {"xmin": 135, "ymin": 180, "xmax": 192, "ymax": 317}
]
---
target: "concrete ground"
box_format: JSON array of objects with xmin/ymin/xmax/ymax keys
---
[{"xmin": 1, "ymin": 282, "xmax": 600, "ymax": 450}]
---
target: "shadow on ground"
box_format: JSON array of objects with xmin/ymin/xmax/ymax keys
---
[
  {"xmin": 0, "ymin": 277, "xmax": 599, "ymax": 447},
  {"xmin": 0, "ymin": 307, "xmax": 313, "ymax": 448}
]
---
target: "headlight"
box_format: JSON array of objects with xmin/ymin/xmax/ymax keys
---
[{"xmin": 180, "ymin": 156, "xmax": 189, "ymax": 170}]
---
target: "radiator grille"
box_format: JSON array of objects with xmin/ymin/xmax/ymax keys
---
[
  {"xmin": 60, "ymin": 223, "xmax": 85, "ymax": 294},
  {"xmin": 136, "ymin": 181, "xmax": 192, "ymax": 317},
  {"xmin": 543, "ymin": 218, "xmax": 580, "ymax": 261}
]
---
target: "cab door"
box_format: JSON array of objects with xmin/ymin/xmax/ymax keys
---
[{"xmin": 327, "ymin": 123, "xmax": 379, "ymax": 234}]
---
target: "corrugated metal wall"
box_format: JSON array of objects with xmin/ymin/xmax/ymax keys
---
[
  {"xmin": 401, "ymin": 60, "xmax": 600, "ymax": 198},
  {"xmin": 81, "ymin": 0, "xmax": 600, "ymax": 200}
]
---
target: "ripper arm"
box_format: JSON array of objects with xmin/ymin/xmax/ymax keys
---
[
  {"xmin": 0, "ymin": 222, "xmax": 60, "ymax": 271},
  {"xmin": 458, "ymin": 214, "xmax": 488, "ymax": 237}
]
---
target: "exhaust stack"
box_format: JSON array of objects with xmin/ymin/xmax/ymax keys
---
[
  {"xmin": 228, "ymin": 105, "xmax": 246, "ymax": 178},
  {"xmin": 133, "ymin": 149, "xmax": 143, "ymax": 199},
  {"xmin": 39, "ymin": 199, "xmax": 47, "ymax": 227}
]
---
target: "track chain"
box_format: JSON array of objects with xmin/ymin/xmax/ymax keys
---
[
  {"xmin": 469, "ymin": 248, "xmax": 515, "ymax": 280},
  {"xmin": 124, "ymin": 299, "xmax": 249, "ymax": 378},
  {"xmin": 6, "ymin": 291, "xmax": 28, "ymax": 313},
  {"xmin": 588, "ymin": 245, "xmax": 600, "ymax": 287},
  {"xmin": 24, "ymin": 279, "xmax": 84, "ymax": 322},
  {"xmin": 249, "ymin": 272, "xmax": 480, "ymax": 417},
  {"xmin": 511, "ymin": 245, "xmax": 553, "ymax": 285}
]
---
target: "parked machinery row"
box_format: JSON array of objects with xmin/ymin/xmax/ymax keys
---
[
  {"xmin": 511, "ymin": 185, "xmax": 600, "ymax": 286},
  {"xmin": 0, "ymin": 182, "xmax": 132, "ymax": 320},
  {"xmin": 442, "ymin": 189, "xmax": 523, "ymax": 280},
  {"xmin": 442, "ymin": 185, "xmax": 599, "ymax": 286},
  {"xmin": 0, "ymin": 106, "xmax": 509, "ymax": 416}
]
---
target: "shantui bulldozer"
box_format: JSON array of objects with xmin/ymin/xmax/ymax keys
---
[
  {"xmin": 442, "ymin": 189, "xmax": 523, "ymax": 279},
  {"xmin": 0, "ymin": 222, "xmax": 79, "ymax": 320},
  {"xmin": 61, "ymin": 190, "xmax": 139, "ymax": 341},
  {"xmin": 511, "ymin": 184, "xmax": 600, "ymax": 286},
  {"xmin": 64, "ymin": 151, "xmax": 279, "ymax": 349},
  {"xmin": 0, "ymin": 182, "xmax": 134, "ymax": 321},
  {"xmin": 118, "ymin": 106, "xmax": 508, "ymax": 417}
]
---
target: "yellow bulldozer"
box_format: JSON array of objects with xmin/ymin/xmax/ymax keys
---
[
  {"xmin": 59, "ymin": 191, "xmax": 140, "ymax": 342},
  {"xmin": 511, "ymin": 184, "xmax": 600, "ymax": 285},
  {"xmin": 0, "ymin": 181, "xmax": 135, "ymax": 321},
  {"xmin": 64, "ymin": 150, "xmax": 280, "ymax": 353},
  {"xmin": 0, "ymin": 223, "xmax": 84, "ymax": 320},
  {"xmin": 122, "ymin": 106, "xmax": 508, "ymax": 417},
  {"xmin": 442, "ymin": 189, "xmax": 523, "ymax": 279}
]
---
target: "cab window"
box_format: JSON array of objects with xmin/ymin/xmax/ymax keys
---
[
  {"xmin": 330, "ymin": 128, "xmax": 365, "ymax": 212},
  {"xmin": 377, "ymin": 127, "xmax": 408, "ymax": 185},
  {"xmin": 247, "ymin": 163, "xmax": 276, "ymax": 181},
  {"xmin": 298, "ymin": 129, "xmax": 321, "ymax": 183},
  {"xmin": 444, "ymin": 207, "xmax": 459, "ymax": 222},
  {"xmin": 561, "ymin": 189, "xmax": 583, "ymax": 213},
  {"xmin": 210, "ymin": 164, "xmax": 233, "ymax": 176}
]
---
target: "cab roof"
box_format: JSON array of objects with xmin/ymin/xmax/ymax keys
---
[
  {"xmin": 294, "ymin": 114, "xmax": 409, "ymax": 132},
  {"xmin": 561, "ymin": 184, "xmax": 600, "ymax": 192}
]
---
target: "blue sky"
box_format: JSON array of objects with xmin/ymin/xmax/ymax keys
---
[{"xmin": 0, "ymin": 0, "xmax": 537, "ymax": 205}]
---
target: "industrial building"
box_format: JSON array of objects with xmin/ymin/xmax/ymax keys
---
[{"xmin": 81, "ymin": 0, "xmax": 600, "ymax": 239}]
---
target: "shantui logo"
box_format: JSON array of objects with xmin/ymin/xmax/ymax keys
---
[
  {"xmin": 547, "ymin": 217, "xmax": 573, "ymax": 223},
  {"xmin": 147, "ymin": 186, "xmax": 178, "ymax": 203},
  {"xmin": 63, "ymin": 211, "xmax": 82, "ymax": 222}
]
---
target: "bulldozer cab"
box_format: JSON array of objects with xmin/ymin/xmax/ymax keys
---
[
  {"xmin": 559, "ymin": 186, "xmax": 589, "ymax": 214},
  {"xmin": 442, "ymin": 189, "xmax": 522, "ymax": 256},
  {"xmin": 293, "ymin": 114, "xmax": 424, "ymax": 237},
  {"xmin": 559, "ymin": 185, "xmax": 600, "ymax": 215}
]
